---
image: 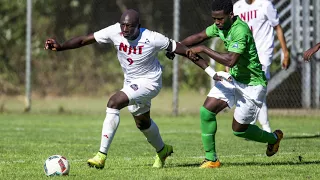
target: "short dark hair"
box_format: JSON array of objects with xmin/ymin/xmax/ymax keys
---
[{"xmin": 211, "ymin": 0, "xmax": 233, "ymax": 14}]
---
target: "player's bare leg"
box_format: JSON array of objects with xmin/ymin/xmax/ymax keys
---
[
  {"xmin": 133, "ymin": 112, "xmax": 173, "ymax": 168},
  {"xmin": 88, "ymin": 91, "xmax": 129, "ymax": 169}
]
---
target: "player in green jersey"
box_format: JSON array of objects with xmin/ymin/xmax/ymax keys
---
[{"xmin": 173, "ymin": 0, "xmax": 283, "ymax": 168}]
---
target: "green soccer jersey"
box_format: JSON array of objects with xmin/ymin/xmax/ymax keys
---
[{"xmin": 205, "ymin": 16, "xmax": 267, "ymax": 87}]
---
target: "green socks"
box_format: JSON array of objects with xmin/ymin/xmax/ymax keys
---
[
  {"xmin": 200, "ymin": 106, "xmax": 217, "ymax": 161},
  {"xmin": 200, "ymin": 106, "xmax": 277, "ymax": 161},
  {"xmin": 233, "ymin": 124, "xmax": 277, "ymax": 144}
]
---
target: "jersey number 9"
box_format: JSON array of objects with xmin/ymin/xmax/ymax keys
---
[{"xmin": 127, "ymin": 58, "xmax": 134, "ymax": 65}]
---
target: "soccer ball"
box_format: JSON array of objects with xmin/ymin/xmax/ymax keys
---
[{"xmin": 44, "ymin": 155, "xmax": 70, "ymax": 176}]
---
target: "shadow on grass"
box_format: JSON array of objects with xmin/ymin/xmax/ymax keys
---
[
  {"xmin": 172, "ymin": 160, "xmax": 320, "ymax": 168},
  {"xmin": 224, "ymin": 160, "xmax": 320, "ymax": 166},
  {"xmin": 284, "ymin": 134, "xmax": 320, "ymax": 139},
  {"xmin": 170, "ymin": 163, "xmax": 200, "ymax": 168}
]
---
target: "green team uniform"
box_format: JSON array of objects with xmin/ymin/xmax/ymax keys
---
[
  {"xmin": 205, "ymin": 16, "xmax": 267, "ymax": 87},
  {"xmin": 199, "ymin": 17, "xmax": 277, "ymax": 163}
]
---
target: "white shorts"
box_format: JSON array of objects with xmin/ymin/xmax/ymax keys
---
[
  {"xmin": 121, "ymin": 76, "xmax": 162, "ymax": 116},
  {"xmin": 207, "ymin": 78, "xmax": 266, "ymax": 124}
]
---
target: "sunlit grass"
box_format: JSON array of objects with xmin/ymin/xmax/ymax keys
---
[{"xmin": 0, "ymin": 91, "xmax": 320, "ymax": 179}]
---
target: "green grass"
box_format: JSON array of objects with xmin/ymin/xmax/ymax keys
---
[{"xmin": 0, "ymin": 90, "xmax": 320, "ymax": 179}]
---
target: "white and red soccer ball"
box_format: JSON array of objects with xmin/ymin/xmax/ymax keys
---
[{"xmin": 44, "ymin": 155, "xmax": 70, "ymax": 176}]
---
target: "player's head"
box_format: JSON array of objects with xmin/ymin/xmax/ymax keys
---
[
  {"xmin": 211, "ymin": 0, "xmax": 234, "ymax": 30},
  {"xmin": 120, "ymin": 9, "xmax": 141, "ymax": 40},
  {"xmin": 245, "ymin": 0, "xmax": 254, "ymax": 4}
]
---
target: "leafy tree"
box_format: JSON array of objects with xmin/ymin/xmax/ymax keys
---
[
  {"xmin": 0, "ymin": 1, "xmax": 26, "ymax": 94},
  {"xmin": 0, "ymin": 0, "xmax": 215, "ymax": 96}
]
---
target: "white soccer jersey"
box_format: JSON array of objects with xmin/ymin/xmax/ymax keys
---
[
  {"xmin": 233, "ymin": 0, "xmax": 279, "ymax": 66},
  {"xmin": 94, "ymin": 23, "xmax": 170, "ymax": 80}
]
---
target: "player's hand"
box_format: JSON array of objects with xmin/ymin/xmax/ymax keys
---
[
  {"xmin": 303, "ymin": 46, "xmax": 320, "ymax": 61},
  {"xmin": 281, "ymin": 51, "xmax": 290, "ymax": 70},
  {"xmin": 187, "ymin": 45, "xmax": 205, "ymax": 54},
  {"xmin": 213, "ymin": 73, "xmax": 223, "ymax": 81},
  {"xmin": 186, "ymin": 45, "xmax": 205, "ymax": 61},
  {"xmin": 44, "ymin": 38, "xmax": 61, "ymax": 51},
  {"xmin": 214, "ymin": 71, "xmax": 232, "ymax": 82},
  {"xmin": 186, "ymin": 49, "xmax": 199, "ymax": 61},
  {"xmin": 166, "ymin": 52, "xmax": 175, "ymax": 60}
]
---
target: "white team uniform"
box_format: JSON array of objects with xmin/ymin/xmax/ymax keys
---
[
  {"xmin": 208, "ymin": 77, "xmax": 266, "ymax": 124},
  {"xmin": 94, "ymin": 23, "xmax": 171, "ymax": 115},
  {"xmin": 233, "ymin": 0, "xmax": 279, "ymax": 79}
]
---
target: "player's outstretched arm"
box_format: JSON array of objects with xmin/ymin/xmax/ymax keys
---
[
  {"xmin": 44, "ymin": 34, "xmax": 96, "ymax": 51},
  {"xmin": 171, "ymin": 42, "xmax": 230, "ymax": 81},
  {"xmin": 180, "ymin": 30, "xmax": 210, "ymax": 47},
  {"xmin": 303, "ymin": 42, "xmax": 320, "ymax": 61},
  {"xmin": 275, "ymin": 25, "xmax": 290, "ymax": 69},
  {"xmin": 165, "ymin": 30, "xmax": 210, "ymax": 60},
  {"xmin": 186, "ymin": 45, "xmax": 240, "ymax": 68},
  {"xmin": 169, "ymin": 41, "xmax": 210, "ymax": 70}
]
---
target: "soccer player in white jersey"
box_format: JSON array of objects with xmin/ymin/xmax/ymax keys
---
[
  {"xmin": 233, "ymin": 0, "xmax": 290, "ymax": 132},
  {"xmin": 44, "ymin": 9, "xmax": 220, "ymax": 169}
]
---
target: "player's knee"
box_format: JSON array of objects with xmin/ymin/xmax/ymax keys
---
[
  {"xmin": 135, "ymin": 122, "xmax": 143, "ymax": 130},
  {"xmin": 135, "ymin": 121, "xmax": 149, "ymax": 130},
  {"xmin": 107, "ymin": 98, "xmax": 120, "ymax": 109},
  {"xmin": 134, "ymin": 116, "xmax": 151, "ymax": 130},
  {"xmin": 107, "ymin": 93, "xmax": 129, "ymax": 109}
]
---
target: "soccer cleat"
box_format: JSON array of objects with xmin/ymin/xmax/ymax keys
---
[
  {"xmin": 152, "ymin": 144, "xmax": 173, "ymax": 168},
  {"xmin": 87, "ymin": 152, "xmax": 107, "ymax": 169},
  {"xmin": 266, "ymin": 130, "xmax": 283, "ymax": 157},
  {"xmin": 199, "ymin": 159, "xmax": 221, "ymax": 168}
]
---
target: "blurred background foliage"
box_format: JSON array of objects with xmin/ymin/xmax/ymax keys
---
[{"xmin": 0, "ymin": 0, "xmax": 220, "ymax": 96}]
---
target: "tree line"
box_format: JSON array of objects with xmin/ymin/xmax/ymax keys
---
[{"xmin": 1, "ymin": 0, "xmax": 217, "ymax": 96}]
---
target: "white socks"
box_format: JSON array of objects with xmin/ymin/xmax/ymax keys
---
[
  {"xmin": 141, "ymin": 119, "xmax": 164, "ymax": 152},
  {"xmin": 99, "ymin": 109, "xmax": 164, "ymax": 153},
  {"xmin": 99, "ymin": 108, "xmax": 120, "ymax": 154},
  {"xmin": 257, "ymin": 101, "xmax": 271, "ymax": 133}
]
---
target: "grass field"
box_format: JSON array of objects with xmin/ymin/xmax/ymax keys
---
[{"xmin": 1, "ymin": 90, "xmax": 320, "ymax": 179}]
